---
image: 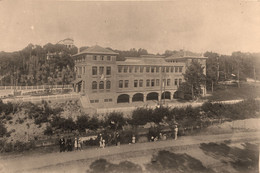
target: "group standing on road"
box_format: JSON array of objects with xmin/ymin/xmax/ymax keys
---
[{"xmin": 59, "ymin": 136, "xmax": 82, "ymax": 152}]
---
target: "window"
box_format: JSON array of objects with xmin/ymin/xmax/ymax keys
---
[
  {"xmin": 92, "ymin": 66, "xmax": 97, "ymax": 75},
  {"xmin": 166, "ymin": 67, "xmax": 169, "ymax": 73},
  {"xmin": 175, "ymin": 67, "xmax": 178, "ymax": 73},
  {"xmin": 106, "ymin": 80, "xmax": 111, "ymax": 89},
  {"xmin": 99, "ymin": 81, "xmax": 104, "ymax": 89},
  {"xmin": 167, "ymin": 79, "xmax": 170, "ymax": 86},
  {"xmin": 93, "ymin": 56, "xmax": 97, "ymax": 60},
  {"xmin": 118, "ymin": 66, "xmax": 122, "ymax": 73},
  {"xmin": 107, "ymin": 56, "xmax": 111, "ymax": 61},
  {"xmin": 125, "ymin": 80, "xmax": 129, "ymax": 88},
  {"xmin": 179, "ymin": 79, "xmax": 182, "ymax": 84},
  {"xmin": 101, "ymin": 56, "xmax": 104, "ymax": 61},
  {"xmin": 134, "ymin": 80, "xmax": 138, "ymax": 87},
  {"xmin": 119, "ymin": 80, "xmax": 123, "ymax": 88},
  {"xmin": 162, "ymin": 67, "xmax": 165, "ymax": 73},
  {"xmin": 99, "ymin": 66, "xmax": 104, "ymax": 75},
  {"xmin": 151, "ymin": 67, "xmax": 155, "ymax": 73},
  {"xmin": 156, "ymin": 67, "xmax": 159, "ymax": 73},
  {"xmin": 175, "ymin": 79, "xmax": 178, "ymax": 86},
  {"xmin": 156, "ymin": 79, "xmax": 160, "ymax": 86},
  {"xmin": 83, "ymin": 66, "xmax": 86, "ymax": 74},
  {"xmin": 135, "ymin": 66, "xmax": 139, "ymax": 73},
  {"xmin": 139, "ymin": 80, "xmax": 143, "ymax": 87},
  {"xmin": 140, "ymin": 66, "xmax": 144, "ymax": 73},
  {"xmin": 106, "ymin": 66, "xmax": 111, "ymax": 75},
  {"xmin": 92, "ymin": 81, "xmax": 97, "ymax": 89},
  {"xmin": 146, "ymin": 79, "xmax": 150, "ymax": 87},
  {"xmin": 124, "ymin": 66, "xmax": 128, "ymax": 73},
  {"xmin": 171, "ymin": 67, "xmax": 174, "ymax": 73},
  {"xmin": 79, "ymin": 67, "xmax": 82, "ymax": 74},
  {"xmin": 179, "ymin": 67, "xmax": 183, "ymax": 73},
  {"xmin": 146, "ymin": 66, "xmax": 150, "ymax": 73},
  {"xmin": 104, "ymin": 98, "xmax": 113, "ymax": 102},
  {"xmin": 151, "ymin": 79, "xmax": 155, "ymax": 87},
  {"xmin": 129, "ymin": 66, "xmax": 133, "ymax": 73},
  {"xmin": 162, "ymin": 79, "xmax": 166, "ymax": 87}
]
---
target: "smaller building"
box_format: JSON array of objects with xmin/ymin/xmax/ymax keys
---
[{"xmin": 57, "ymin": 38, "xmax": 75, "ymax": 49}]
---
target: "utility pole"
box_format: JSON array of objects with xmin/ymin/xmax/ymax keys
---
[{"xmin": 217, "ymin": 56, "xmax": 220, "ymax": 83}]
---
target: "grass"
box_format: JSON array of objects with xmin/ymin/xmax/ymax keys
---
[{"xmin": 204, "ymin": 84, "xmax": 260, "ymax": 101}]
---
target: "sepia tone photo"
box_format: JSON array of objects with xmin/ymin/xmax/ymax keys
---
[{"xmin": 0, "ymin": 0, "xmax": 259, "ymax": 172}]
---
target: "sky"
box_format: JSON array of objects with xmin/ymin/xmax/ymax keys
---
[{"xmin": 0, "ymin": 0, "xmax": 260, "ymax": 55}]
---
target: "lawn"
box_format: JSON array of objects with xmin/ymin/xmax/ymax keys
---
[{"xmin": 204, "ymin": 84, "xmax": 260, "ymax": 101}]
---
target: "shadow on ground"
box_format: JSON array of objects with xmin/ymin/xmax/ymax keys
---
[{"xmin": 200, "ymin": 142, "xmax": 259, "ymax": 173}]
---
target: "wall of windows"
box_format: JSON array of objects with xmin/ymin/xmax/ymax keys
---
[
  {"xmin": 92, "ymin": 66, "xmax": 111, "ymax": 76},
  {"xmin": 92, "ymin": 80, "xmax": 111, "ymax": 90}
]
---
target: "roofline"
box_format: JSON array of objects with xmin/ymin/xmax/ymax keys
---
[
  {"xmin": 165, "ymin": 56, "xmax": 208, "ymax": 59},
  {"xmin": 72, "ymin": 52, "xmax": 118, "ymax": 57}
]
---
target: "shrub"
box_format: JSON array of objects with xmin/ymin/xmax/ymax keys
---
[
  {"xmin": 88, "ymin": 117, "xmax": 100, "ymax": 131},
  {"xmin": 76, "ymin": 114, "xmax": 89, "ymax": 132},
  {"xmin": 105, "ymin": 112, "xmax": 126, "ymax": 130},
  {"xmin": 130, "ymin": 107, "xmax": 153, "ymax": 126},
  {"xmin": 44, "ymin": 126, "xmax": 53, "ymax": 136},
  {"xmin": 0, "ymin": 122, "xmax": 7, "ymax": 137}
]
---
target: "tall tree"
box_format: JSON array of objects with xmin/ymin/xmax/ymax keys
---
[{"xmin": 178, "ymin": 61, "xmax": 206, "ymax": 100}]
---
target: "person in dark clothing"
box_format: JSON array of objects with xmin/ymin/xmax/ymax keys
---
[
  {"xmin": 59, "ymin": 137, "xmax": 66, "ymax": 152},
  {"xmin": 67, "ymin": 138, "xmax": 73, "ymax": 151}
]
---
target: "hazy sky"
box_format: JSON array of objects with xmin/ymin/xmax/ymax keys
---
[{"xmin": 0, "ymin": 0, "xmax": 260, "ymax": 55}]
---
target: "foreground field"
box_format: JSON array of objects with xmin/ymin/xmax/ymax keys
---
[{"xmin": 0, "ymin": 129, "xmax": 259, "ymax": 173}]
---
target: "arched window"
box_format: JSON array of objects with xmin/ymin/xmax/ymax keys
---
[
  {"xmin": 92, "ymin": 81, "xmax": 97, "ymax": 89},
  {"xmin": 99, "ymin": 81, "xmax": 104, "ymax": 89},
  {"xmin": 106, "ymin": 80, "xmax": 111, "ymax": 89}
]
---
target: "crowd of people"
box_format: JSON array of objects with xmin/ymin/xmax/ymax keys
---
[
  {"xmin": 58, "ymin": 124, "xmax": 178, "ymax": 152},
  {"xmin": 59, "ymin": 136, "xmax": 82, "ymax": 152}
]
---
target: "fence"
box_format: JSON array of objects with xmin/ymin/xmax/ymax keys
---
[
  {"xmin": 0, "ymin": 85, "xmax": 73, "ymax": 90},
  {"xmin": 2, "ymin": 93, "xmax": 80, "ymax": 103}
]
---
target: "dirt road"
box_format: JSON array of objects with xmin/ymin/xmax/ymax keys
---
[{"xmin": 0, "ymin": 131, "xmax": 259, "ymax": 173}]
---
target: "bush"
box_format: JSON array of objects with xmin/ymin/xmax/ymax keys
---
[
  {"xmin": 76, "ymin": 114, "xmax": 89, "ymax": 132},
  {"xmin": 130, "ymin": 107, "xmax": 153, "ymax": 126},
  {"xmin": 44, "ymin": 126, "xmax": 53, "ymax": 136},
  {"xmin": 104, "ymin": 112, "xmax": 126, "ymax": 130},
  {"xmin": 0, "ymin": 122, "xmax": 7, "ymax": 137}
]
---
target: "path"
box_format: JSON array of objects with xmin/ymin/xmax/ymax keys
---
[{"xmin": 0, "ymin": 131, "xmax": 259, "ymax": 173}]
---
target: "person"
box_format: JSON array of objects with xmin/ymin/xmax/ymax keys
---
[
  {"xmin": 102, "ymin": 139, "xmax": 105, "ymax": 148},
  {"xmin": 67, "ymin": 137, "xmax": 72, "ymax": 151},
  {"xmin": 132, "ymin": 135, "xmax": 136, "ymax": 144},
  {"xmin": 74, "ymin": 137, "xmax": 78, "ymax": 151},
  {"xmin": 174, "ymin": 125, "xmax": 178, "ymax": 140},
  {"xmin": 99, "ymin": 134, "xmax": 103, "ymax": 148},
  {"xmin": 116, "ymin": 132, "xmax": 120, "ymax": 146},
  {"xmin": 59, "ymin": 137, "xmax": 65, "ymax": 152},
  {"xmin": 78, "ymin": 137, "xmax": 82, "ymax": 151}
]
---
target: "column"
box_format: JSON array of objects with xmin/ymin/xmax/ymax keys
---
[
  {"xmin": 158, "ymin": 93, "xmax": 161, "ymax": 102},
  {"xmin": 129, "ymin": 95, "xmax": 132, "ymax": 103},
  {"xmin": 143, "ymin": 95, "xmax": 146, "ymax": 102}
]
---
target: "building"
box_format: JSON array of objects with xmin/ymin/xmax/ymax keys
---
[
  {"xmin": 73, "ymin": 45, "xmax": 207, "ymax": 109},
  {"xmin": 57, "ymin": 38, "xmax": 75, "ymax": 49}
]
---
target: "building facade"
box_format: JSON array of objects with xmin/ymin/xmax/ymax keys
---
[{"xmin": 73, "ymin": 45, "xmax": 206, "ymax": 108}]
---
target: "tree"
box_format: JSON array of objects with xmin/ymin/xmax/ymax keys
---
[
  {"xmin": 179, "ymin": 61, "xmax": 206, "ymax": 100},
  {"xmin": 130, "ymin": 107, "xmax": 152, "ymax": 126},
  {"xmin": 105, "ymin": 112, "xmax": 126, "ymax": 130},
  {"xmin": 76, "ymin": 114, "xmax": 89, "ymax": 132},
  {"xmin": 204, "ymin": 52, "xmax": 218, "ymax": 92}
]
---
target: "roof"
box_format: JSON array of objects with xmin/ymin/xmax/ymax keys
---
[
  {"xmin": 165, "ymin": 51, "xmax": 207, "ymax": 60},
  {"xmin": 73, "ymin": 45, "xmax": 118, "ymax": 56},
  {"xmin": 116, "ymin": 57, "xmax": 183, "ymax": 66},
  {"xmin": 165, "ymin": 55, "xmax": 207, "ymax": 60}
]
